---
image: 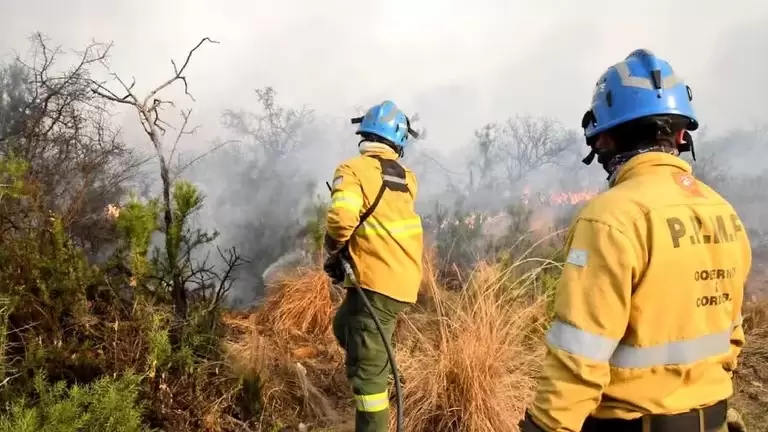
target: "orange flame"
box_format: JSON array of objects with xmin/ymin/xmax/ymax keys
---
[
  {"xmin": 105, "ymin": 203, "xmax": 120, "ymax": 220},
  {"xmin": 548, "ymin": 190, "xmax": 598, "ymax": 205},
  {"xmin": 521, "ymin": 185, "xmax": 598, "ymax": 206},
  {"xmin": 433, "ymin": 187, "xmax": 598, "ymax": 231},
  {"xmin": 522, "ymin": 185, "xmax": 531, "ymax": 205}
]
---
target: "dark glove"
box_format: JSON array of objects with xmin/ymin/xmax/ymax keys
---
[
  {"xmin": 518, "ymin": 412, "xmax": 546, "ymax": 432},
  {"xmin": 323, "ymin": 253, "xmax": 345, "ymax": 285}
]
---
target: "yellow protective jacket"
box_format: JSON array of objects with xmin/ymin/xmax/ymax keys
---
[
  {"xmin": 325, "ymin": 141, "xmax": 424, "ymax": 303},
  {"xmin": 529, "ymin": 152, "xmax": 752, "ymax": 432}
]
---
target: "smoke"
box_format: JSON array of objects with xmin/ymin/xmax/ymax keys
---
[
  {"xmin": 179, "ymin": 96, "xmax": 768, "ymax": 307},
  {"xmin": 177, "ymin": 99, "xmax": 606, "ymax": 307},
  {"xmin": 4, "ymin": 0, "xmax": 768, "ymax": 305}
]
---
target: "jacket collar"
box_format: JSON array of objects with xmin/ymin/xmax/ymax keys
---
[
  {"xmin": 358, "ymin": 140, "xmax": 399, "ymax": 160},
  {"xmin": 611, "ymin": 152, "xmax": 692, "ymax": 187}
]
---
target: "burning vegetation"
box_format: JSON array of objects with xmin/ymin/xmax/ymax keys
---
[
  {"xmin": 1, "ymin": 32, "xmax": 767, "ymax": 432},
  {"xmin": 521, "ymin": 184, "xmax": 599, "ymax": 206}
]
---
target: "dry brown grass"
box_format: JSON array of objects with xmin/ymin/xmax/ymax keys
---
[
  {"xmin": 731, "ymin": 297, "xmax": 768, "ymax": 430},
  {"xmin": 223, "ymin": 249, "xmax": 768, "ymax": 432},
  {"xmin": 224, "ymin": 320, "xmax": 344, "ymax": 429},
  {"xmin": 223, "ymin": 266, "xmax": 349, "ymax": 430},
  {"xmin": 258, "ymin": 266, "xmax": 339, "ymax": 339},
  {"xmin": 393, "ymin": 262, "xmax": 548, "ymax": 432},
  {"xmin": 224, "ymin": 253, "xmax": 552, "ymax": 431}
]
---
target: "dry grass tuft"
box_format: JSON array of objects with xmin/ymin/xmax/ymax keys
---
[
  {"xmin": 224, "ymin": 267, "xmax": 347, "ymax": 429},
  {"xmin": 741, "ymin": 298, "xmax": 768, "ymax": 368},
  {"xmin": 224, "ymin": 315, "xmax": 345, "ymax": 429},
  {"xmin": 730, "ymin": 298, "xmax": 768, "ymax": 431},
  {"xmin": 393, "ymin": 261, "xmax": 548, "ymax": 432},
  {"xmin": 223, "ymin": 252, "xmax": 554, "ymax": 431},
  {"xmin": 743, "ymin": 297, "xmax": 768, "ymax": 334},
  {"xmin": 220, "ymin": 247, "xmax": 768, "ymax": 432},
  {"xmin": 225, "ymin": 316, "xmax": 270, "ymax": 380},
  {"xmin": 223, "ymin": 248, "xmax": 768, "ymax": 432},
  {"xmin": 258, "ymin": 266, "xmax": 339, "ymax": 339}
]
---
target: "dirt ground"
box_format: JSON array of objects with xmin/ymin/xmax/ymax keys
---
[{"xmin": 731, "ymin": 327, "xmax": 768, "ymax": 431}]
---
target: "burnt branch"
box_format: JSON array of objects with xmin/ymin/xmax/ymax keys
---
[{"xmin": 208, "ymin": 246, "xmax": 249, "ymax": 312}]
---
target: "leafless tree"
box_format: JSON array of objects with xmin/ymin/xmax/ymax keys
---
[
  {"xmin": 469, "ymin": 115, "xmax": 575, "ymax": 193},
  {"xmin": 0, "ymin": 33, "xmax": 146, "ymax": 255},
  {"xmin": 91, "ymin": 37, "xmax": 219, "ymax": 322},
  {"xmin": 221, "ymin": 86, "xmax": 313, "ymax": 163}
]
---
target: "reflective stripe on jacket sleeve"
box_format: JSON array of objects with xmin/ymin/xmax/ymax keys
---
[
  {"xmin": 326, "ymin": 163, "xmax": 362, "ymax": 244},
  {"xmin": 529, "ymin": 218, "xmax": 635, "ymax": 432},
  {"xmin": 547, "ymin": 315, "xmax": 743, "ymax": 369}
]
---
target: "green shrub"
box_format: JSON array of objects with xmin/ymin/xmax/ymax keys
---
[{"xmin": 0, "ymin": 373, "xmax": 150, "ymax": 432}]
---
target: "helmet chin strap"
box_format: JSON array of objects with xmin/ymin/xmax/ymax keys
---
[
  {"xmin": 679, "ymin": 131, "xmax": 696, "ymax": 161},
  {"xmin": 581, "ymin": 148, "xmax": 597, "ymax": 165},
  {"xmin": 582, "ymin": 146, "xmax": 619, "ymax": 180}
]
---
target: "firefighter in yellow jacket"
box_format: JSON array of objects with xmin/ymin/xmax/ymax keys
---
[
  {"xmin": 324, "ymin": 100, "xmax": 423, "ymax": 432},
  {"xmin": 519, "ymin": 49, "xmax": 752, "ymax": 432}
]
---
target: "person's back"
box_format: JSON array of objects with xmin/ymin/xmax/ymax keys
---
[
  {"xmin": 329, "ymin": 141, "xmax": 423, "ymax": 303},
  {"xmin": 519, "ymin": 49, "xmax": 752, "ymax": 432},
  {"xmin": 576, "ymin": 151, "xmax": 750, "ymax": 419}
]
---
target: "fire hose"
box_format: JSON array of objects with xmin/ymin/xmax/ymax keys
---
[{"xmin": 338, "ymin": 257, "xmax": 404, "ymax": 432}]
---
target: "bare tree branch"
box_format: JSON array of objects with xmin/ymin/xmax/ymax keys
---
[
  {"xmin": 146, "ymin": 37, "xmax": 220, "ymax": 105},
  {"xmin": 172, "ymin": 139, "xmax": 237, "ymax": 181},
  {"xmin": 89, "ymin": 37, "xmax": 219, "ymax": 327}
]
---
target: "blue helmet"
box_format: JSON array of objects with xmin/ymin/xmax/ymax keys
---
[
  {"xmin": 351, "ymin": 100, "xmax": 419, "ymax": 149},
  {"xmin": 583, "ymin": 49, "xmax": 698, "ymax": 139}
]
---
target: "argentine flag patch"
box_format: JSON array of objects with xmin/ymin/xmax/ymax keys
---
[{"xmin": 566, "ymin": 248, "xmax": 588, "ymax": 267}]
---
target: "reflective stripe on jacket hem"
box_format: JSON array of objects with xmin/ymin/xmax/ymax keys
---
[{"xmin": 546, "ymin": 317, "xmax": 742, "ymax": 368}]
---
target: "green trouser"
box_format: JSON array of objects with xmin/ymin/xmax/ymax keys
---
[{"xmin": 332, "ymin": 288, "xmax": 408, "ymax": 432}]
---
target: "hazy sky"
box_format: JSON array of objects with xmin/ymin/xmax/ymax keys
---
[
  {"xmin": 2, "ymin": 0, "xmax": 768, "ymax": 149},
  {"xmin": 5, "ymin": 0, "xmax": 768, "ymax": 303}
]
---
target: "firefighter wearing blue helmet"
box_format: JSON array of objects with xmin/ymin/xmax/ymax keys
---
[
  {"xmin": 519, "ymin": 50, "xmax": 751, "ymax": 432},
  {"xmin": 324, "ymin": 100, "xmax": 423, "ymax": 432}
]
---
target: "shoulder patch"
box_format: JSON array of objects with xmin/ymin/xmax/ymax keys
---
[
  {"xmin": 566, "ymin": 248, "xmax": 588, "ymax": 267},
  {"xmin": 672, "ymin": 172, "xmax": 704, "ymax": 198},
  {"xmin": 332, "ymin": 176, "xmax": 343, "ymax": 188}
]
